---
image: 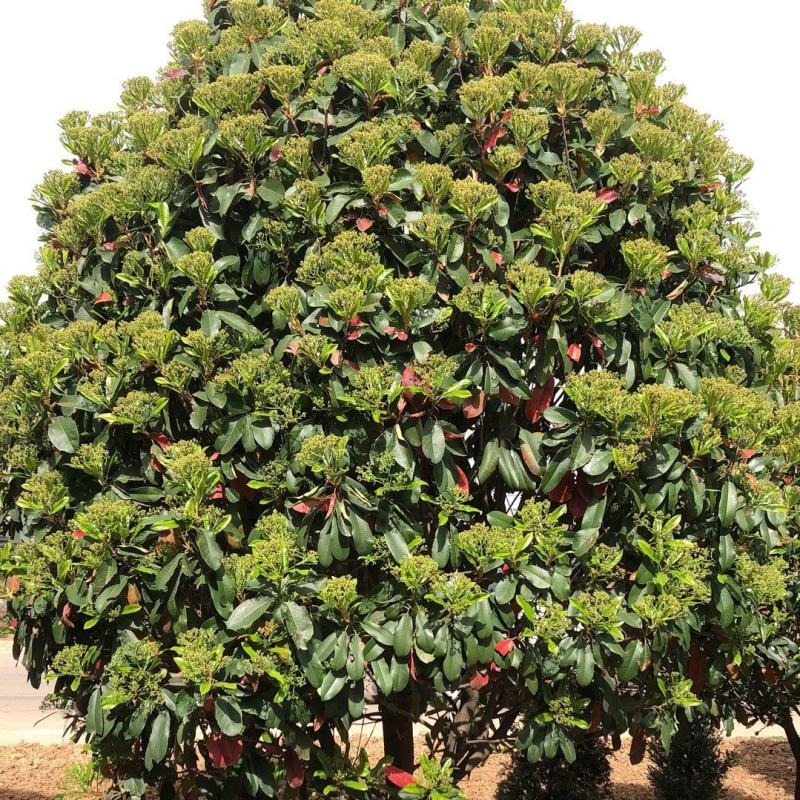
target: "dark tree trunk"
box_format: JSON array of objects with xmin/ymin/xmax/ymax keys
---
[
  {"xmin": 782, "ymin": 718, "xmax": 800, "ymax": 800},
  {"xmin": 381, "ymin": 694, "xmax": 415, "ymax": 774}
]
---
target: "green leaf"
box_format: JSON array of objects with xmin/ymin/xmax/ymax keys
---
[
  {"xmin": 371, "ymin": 658, "xmax": 393, "ymax": 695},
  {"xmin": 478, "ymin": 439, "xmax": 501, "ymax": 484},
  {"xmin": 540, "ymin": 458, "xmax": 570, "ymax": 494},
  {"xmin": 618, "ymin": 640, "xmax": 644, "ymax": 682},
  {"xmin": 284, "ymin": 601, "xmax": 314, "ymax": 650},
  {"xmin": 717, "ymin": 586, "xmax": 734, "ymax": 628},
  {"xmin": 214, "ymin": 696, "xmax": 244, "ymax": 736},
  {"xmin": 197, "ymin": 529, "xmax": 223, "ymax": 571},
  {"xmin": 325, "ymin": 194, "xmax": 351, "ymax": 225},
  {"xmin": 256, "ymin": 178, "xmax": 285, "ymax": 204},
  {"xmin": 319, "ymin": 672, "xmax": 347, "ymax": 702},
  {"xmin": 576, "ymin": 646, "xmax": 595, "ymax": 687},
  {"xmin": 227, "ymin": 598, "xmax": 271, "ymax": 632},
  {"xmin": 217, "ymin": 417, "xmax": 245, "ymax": 455},
  {"xmin": 48, "ymin": 416, "xmax": 79, "ymax": 454},
  {"xmin": 443, "ymin": 637, "xmax": 463, "ymax": 682},
  {"xmin": 718, "ymin": 481, "xmax": 738, "ymax": 529},
  {"xmin": 609, "ymin": 208, "xmax": 626, "ymax": 232},
  {"xmin": 394, "ymin": 613, "xmax": 413, "ymax": 657},
  {"xmin": 422, "ymin": 421, "xmax": 445, "ymax": 464},
  {"xmin": 416, "ymin": 130, "xmax": 441, "ymax": 157},
  {"xmin": 144, "ymin": 710, "xmax": 170, "ymax": 770},
  {"xmin": 718, "ymin": 534, "xmax": 735, "ymax": 572}
]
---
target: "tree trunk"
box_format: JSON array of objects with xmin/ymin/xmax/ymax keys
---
[
  {"xmin": 382, "ymin": 693, "xmax": 415, "ymax": 774},
  {"xmin": 782, "ymin": 718, "xmax": 800, "ymax": 800}
]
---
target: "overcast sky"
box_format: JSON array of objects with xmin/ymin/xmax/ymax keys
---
[{"xmin": 0, "ymin": 1, "xmax": 796, "ymax": 297}]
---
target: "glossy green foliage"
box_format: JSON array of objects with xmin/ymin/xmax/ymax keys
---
[{"xmin": 1, "ymin": 0, "xmax": 799, "ymax": 797}]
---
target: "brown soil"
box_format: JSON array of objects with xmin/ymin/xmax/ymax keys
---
[{"xmin": 0, "ymin": 738, "xmax": 793, "ymax": 800}]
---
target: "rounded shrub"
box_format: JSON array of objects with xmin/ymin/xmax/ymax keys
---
[
  {"xmin": 1, "ymin": 0, "xmax": 799, "ymax": 797},
  {"xmin": 496, "ymin": 735, "xmax": 612, "ymax": 800}
]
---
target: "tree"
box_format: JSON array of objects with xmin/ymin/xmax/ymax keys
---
[{"xmin": 1, "ymin": 0, "xmax": 798, "ymax": 797}]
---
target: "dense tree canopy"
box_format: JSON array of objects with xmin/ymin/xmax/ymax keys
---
[{"xmin": 1, "ymin": 0, "xmax": 799, "ymax": 797}]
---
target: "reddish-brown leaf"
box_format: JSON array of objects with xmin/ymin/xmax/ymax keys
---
[
  {"xmin": 207, "ymin": 734, "xmax": 243, "ymax": 769},
  {"xmin": 455, "ymin": 465, "xmax": 469, "ymax": 494},
  {"xmin": 525, "ymin": 376, "xmax": 555, "ymax": 423},
  {"xmin": 629, "ymin": 726, "xmax": 645, "ymax": 765},
  {"xmin": 356, "ymin": 217, "xmax": 373, "ymax": 232},
  {"xmin": 463, "ymin": 390, "xmax": 486, "ymax": 419},
  {"xmin": 385, "ymin": 766, "xmax": 415, "ymax": 788},
  {"xmin": 596, "ymin": 188, "xmax": 619, "ymax": 204},
  {"xmin": 285, "ymin": 748, "xmax": 305, "ymax": 789}
]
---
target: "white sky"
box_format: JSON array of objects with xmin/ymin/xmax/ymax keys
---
[{"xmin": 0, "ymin": 1, "xmax": 797, "ymax": 298}]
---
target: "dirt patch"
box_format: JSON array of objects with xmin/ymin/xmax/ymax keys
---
[
  {"xmin": 0, "ymin": 738, "xmax": 793, "ymax": 800},
  {"xmin": 0, "ymin": 744, "xmax": 91, "ymax": 800}
]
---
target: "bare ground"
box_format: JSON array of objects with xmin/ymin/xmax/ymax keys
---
[{"xmin": 0, "ymin": 738, "xmax": 794, "ymax": 800}]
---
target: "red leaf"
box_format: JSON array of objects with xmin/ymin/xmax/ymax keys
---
[
  {"xmin": 504, "ymin": 179, "xmax": 521, "ymax": 193},
  {"xmin": 464, "ymin": 342, "xmax": 477, "ymax": 353},
  {"xmin": 567, "ymin": 343, "xmax": 582, "ymax": 363},
  {"xmin": 525, "ymin": 376, "xmax": 555, "ymax": 423},
  {"xmin": 325, "ymin": 491, "xmax": 337, "ymax": 519},
  {"xmin": 313, "ymin": 715, "xmax": 325, "ymax": 732},
  {"xmin": 94, "ymin": 291, "xmax": 113, "ymax": 305},
  {"xmin": 687, "ymin": 644, "xmax": 707, "ymax": 694},
  {"xmin": 455, "ymin": 465, "xmax": 470, "ymax": 494},
  {"xmin": 700, "ymin": 181, "xmax": 723, "ymax": 193},
  {"xmin": 74, "ymin": 159, "xmax": 91, "ymax": 176},
  {"xmin": 165, "ymin": 68, "xmax": 190, "ymax": 79},
  {"xmin": 346, "ymin": 329, "xmax": 361, "ymax": 340},
  {"xmin": 379, "ymin": 206, "xmax": 389, "ymax": 217},
  {"xmin": 269, "ymin": 144, "xmax": 282, "ymax": 161},
  {"xmin": 207, "ymin": 734, "xmax": 243, "ymax": 769},
  {"xmin": 103, "ymin": 241, "xmax": 119, "ymax": 251},
  {"xmin": 285, "ymin": 749, "xmax": 305, "ymax": 789},
  {"xmin": 72, "ymin": 529, "xmax": 86, "ymax": 540},
  {"xmin": 401, "ymin": 366, "xmax": 421, "ymax": 388},
  {"xmin": 356, "ymin": 217, "xmax": 373, "ymax": 232},
  {"xmin": 208, "ymin": 483, "xmax": 225, "ymax": 501},
  {"xmin": 292, "ymin": 497, "xmax": 328, "ymax": 515},
  {"xmin": 463, "ymin": 390, "xmax": 486, "ymax": 419},
  {"xmin": 595, "ymin": 188, "xmax": 619, "ymax": 205},
  {"xmin": 495, "ymin": 638, "xmax": 515, "ymax": 656},
  {"xmin": 483, "ymin": 125, "xmax": 507, "ymax": 153},
  {"xmin": 548, "ymin": 472, "xmax": 576, "ymax": 504},
  {"xmin": 629, "ymin": 726, "xmax": 645, "ymax": 765},
  {"xmin": 61, "ymin": 603, "xmax": 75, "ymax": 629},
  {"xmin": 385, "ymin": 766, "xmax": 415, "ymax": 788},
  {"xmin": 567, "ymin": 492, "xmax": 588, "ymax": 519},
  {"xmin": 151, "ymin": 432, "xmax": 172, "ymax": 451},
  {"xmin": 470, "ymin": 670, "xmax": 490, "ymax": 690},
  {"xmin": 499, "ymin": 387, "xmax": 520, "ymax": 406},
  {"xmin": 490, "ymin": 251, "xmax": 504, "ymax": 266},
  {"xmin": 739, "ymin": 448, "xmax": 756, "ymax": 460}
]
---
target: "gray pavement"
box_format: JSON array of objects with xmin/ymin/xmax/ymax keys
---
[{"xmin": 0, "ymin": 640, "xmax": 66, "ymax": 745}]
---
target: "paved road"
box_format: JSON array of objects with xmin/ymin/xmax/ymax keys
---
[
  {"xmin": 0, "ymin": 639, "xmax": 789, "ymax": 746},
  {"xmin": 0, "ymin": 640, "xmax": 66, "ymax": 745}
]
